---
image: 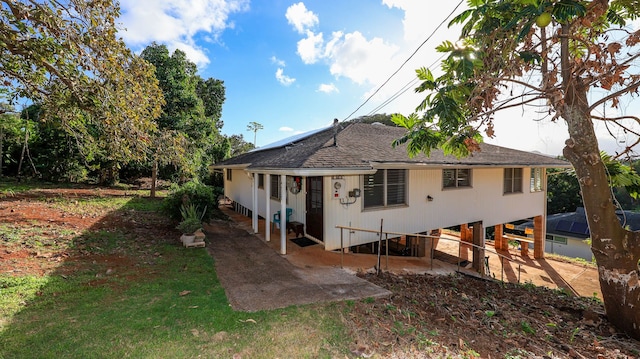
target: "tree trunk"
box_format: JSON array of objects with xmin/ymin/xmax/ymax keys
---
[
  {"xmin": 0, "ymin": 127, "xmax": 4, "ymax": 177},
  {"xmin": 562, "ymin": 79, "xmax": 640, "ymax": 339},
  {"xmin": 16, "ymin": 127, "xmax": 28, "ymax": 178},
  {"xmin": 150, "ymin": 159, "xmax": 158, "ymax": 198}
]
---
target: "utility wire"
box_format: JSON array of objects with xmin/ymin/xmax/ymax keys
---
[
  {"xmin": 365, "ymin": 53, "xmax": 446, "ymax": 116},
  {"xmin": 343, "ymin": 0, "xmax": 465, "ymax": 121}
]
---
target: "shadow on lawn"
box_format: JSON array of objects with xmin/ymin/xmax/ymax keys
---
[{"xmin": 0, "ymin": 190, "xmax": 241, "ymax": 358}]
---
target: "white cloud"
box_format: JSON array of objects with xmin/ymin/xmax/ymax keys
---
[
  {"xmin": 382, "ymin": 0, "xmax": 452, "ymax": 45},
  {"xmin": 118, "ymin": 0, "xmax": 249, "ymax": 68},
  {"xmin": 317, "ymin": 83, "xmax": 339, "ymax": 94},
  {"xmin": 285, "ymin": 4, "xmax": 400, "ymax": 86},
  {"xmin": 326, "ymin": 31, "xmax": 399, "ymax": 85},
  {"xmin": 279, "ymin": 126, "xmax": 294, "ymax": 132},
  {"xmin": 275, "ymin": 68, "xmax": 296, "ymax": 86},
  {"xmin": 271, "ymin": 56, "xmax": 286, "ymax": 67},
  {"xmin": 297, "ymin": 31, "xmax": 324, "ymax": 64},
  {"xmin": 285, "ymin": 2, "xmax": 318, "ymax": 34}
]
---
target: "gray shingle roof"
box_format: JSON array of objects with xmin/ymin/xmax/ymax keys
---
[{"xmin": 215, "ymin": 122, "xmax": 570, "ymax": 170}]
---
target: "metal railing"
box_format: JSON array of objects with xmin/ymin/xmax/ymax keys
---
[{"xmin": 336, "ymin": 224, "xmax": 525, "ymax": 284}]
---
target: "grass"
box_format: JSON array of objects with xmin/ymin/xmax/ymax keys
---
[
  {"xmin": 0, "ymin": 185, "xmax": 351, "ymax": 358},
  {"xmin": 0, "ymin": 246, "xmax": 349, "ymax": 358}
]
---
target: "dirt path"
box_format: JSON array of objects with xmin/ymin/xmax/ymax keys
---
[{"xmin": 436, "ymin": 235, "xmax": 602, "ymax": 299}]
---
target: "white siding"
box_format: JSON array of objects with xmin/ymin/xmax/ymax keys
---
[
  {"xmin": 323, "ymin": 168, "xmax": 545, "ymax": 250},
  {"xmin": 545, "ymin": 236, "xmax": 593, "ymax": 261},
  {"xmin": 225, "ymin": 171, "xmax": 305, "ymax": 224},
  {"xmin": 224, "ymin": 167, "xmax": 547, "ymax": 252}
]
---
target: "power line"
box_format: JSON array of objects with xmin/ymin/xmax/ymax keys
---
[
  {"xmin": 342, "ymin": 0, "xmax": 465, "ymax": 121},
  {"xmin": 365, "ymin": 53, "xmax": 446, "ymax": 116}
]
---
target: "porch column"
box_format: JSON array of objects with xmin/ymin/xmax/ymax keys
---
[
  {"xmin": 534, "ymin": 215, "xmax": 544, "ymax": 259},
  {"xmin": 494, "ymin": 224, "xmax": 504, "ymax": 250},
  {"xmin": 471, "ymin": 221, "xmax": 484, "ymax": 273},
  {"xmin": 280, "ymin": 174, "xmax": 287, "ymax": 255},
  {"xmin": 460, "ymin": 223, "xmax": 470, "ymax": 242},
  {"xmin": 252, "ymin": 173, "xmax": 258, "ymax": 233},
  {"xmin": 265, "ymin": 174, "xmax": 271, "ymax": 242}
]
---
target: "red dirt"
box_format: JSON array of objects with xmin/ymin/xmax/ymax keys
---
[{"xmin": 0, "ymin": 186, "xmax": 176, "ymax": 278}]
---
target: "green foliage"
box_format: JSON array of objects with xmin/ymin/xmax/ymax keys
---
[
  {"xmin": 547, "ymin": 167, "xmax": 582, "ymax": 214},
  {"xmin": 176, "ymin": 203, "xmax": 205, "ymax": 234},
  {"xmin": 521, "ymin": 320, "xmax": 536, "ymax": 335},
  {"xmin": 226, "ymin": 134, "xmax": 252, "ymax": 158},
  {"xmin": 140, "ymin": 43, "xmax": 226, "ymax": 184},
  {"xmin": 0, "ymin": 1, "xmax": 163, "ymax": 164},
  {"xmin": 547, "ymin": 153, "xmax": 640, "ymax": 214},
  {"xmin": 163, "ymin": 181, "xmax": 219, "ymax": 221},
  {"xmin": 246, "ymin": 121, "xmax": 263, "ymax": 146}
]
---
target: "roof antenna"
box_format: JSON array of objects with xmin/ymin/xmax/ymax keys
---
[{"xmin": 333, "ymin": 118, "xmax": 339, "ymax": 146}]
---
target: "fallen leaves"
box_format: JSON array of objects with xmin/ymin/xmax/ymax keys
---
[{"xmin": 344, "ymin": 271, "xmax": 639, "ymax": 358}]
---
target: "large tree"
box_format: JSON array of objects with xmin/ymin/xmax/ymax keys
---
[
  {"xmin": 140, "ymin": 43, "xmax": 226, "ymax": 186},
  {"xmin": 0, "ymin": 0, "xmax": 163, "ymax": 164},
  {"xmin": 393, "ymin": 0, "xmax": 640, "ymax": 338}
]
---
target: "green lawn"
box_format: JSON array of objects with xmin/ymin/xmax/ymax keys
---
[{"xmin": 0, "ymin": 183, "xmax": 350, "ymax": 359}]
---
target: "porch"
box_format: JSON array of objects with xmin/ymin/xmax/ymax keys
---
[{"xmin": 219, "ymin": 206, "xmax": 602, "ymax": 299}]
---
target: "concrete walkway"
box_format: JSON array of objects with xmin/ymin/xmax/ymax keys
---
[{"xmin": 203, "ymin": 219, "xmax": 391, "ymax": 312}]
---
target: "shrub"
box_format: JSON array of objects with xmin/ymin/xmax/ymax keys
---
[
  {"xmin": 163, "ymin": 181, "xmax": 217, "ymax": 221},
  {"xmin": 176, "ymin": 204, "xmax": 205, "ymax": 234}
]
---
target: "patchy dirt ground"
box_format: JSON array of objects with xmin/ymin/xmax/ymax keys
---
[
  {"xmin": 2, "ymin": 185, "xmax": 639, "ymax": 358},
  {"xmin": 0, "ymin": 186, "xmax": 176, "ymax": 278},
  {"xmin": 346, "ymin": 271, "xmax": 639, "ymax": 358}
]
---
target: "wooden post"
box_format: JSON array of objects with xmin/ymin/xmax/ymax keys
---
[
  {"xmin": 520, "ymin": 239, "xmax": 529, "ymax": 257},
  {"xmin": 534, "ymin": 215, "xmax": 544, "ymax": 259},
  {"xmin": 494, "ymin": 224, "xmax": 504, "ymax": 250},
  {"xmin": 472, "ymin": 221, "xmax": 484, "ymax": 273},
  {"xmin": 460, "ymin": 223, "xmax": 470, "ymax": 242}
]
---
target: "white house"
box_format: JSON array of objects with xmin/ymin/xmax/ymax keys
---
[{"xmin": 213, "ymin": 122, "xmax": 570, "ymax": 260}]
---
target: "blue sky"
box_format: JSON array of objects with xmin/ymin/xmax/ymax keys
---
[{"xmin": 117, "ymin": 0, "xmax": 639, "ymax": 157}]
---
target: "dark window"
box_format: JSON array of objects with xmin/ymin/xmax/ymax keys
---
[
  {"xmin": 258, "ymin": 174, "xmax": 264, "ymax": 189},
  {"xmin": 443, "ymin": 169, "xmax": 471, "ymax": 188},
  {"xmin": 504, "ymin": 168, "xmax": 523, "ymax": 193},
  {"xmin": 270, "ymin": 175, "xmax": 280, "ymax": 200},
  {"xmin": 226, "ymin": 169, "xmax": 232, "ymax": 181},
  {"xmin": 363, "ymin": 169, "xmax": 406, "ymax": 208}
]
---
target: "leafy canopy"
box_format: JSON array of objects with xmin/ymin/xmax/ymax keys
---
[
  {"xmin": 0, "ymin": 0, "xmax": 163, "ymax": 163},
  {"xmin": 393, "ymin": 0, "xmax": 640, "ymax": 158}
]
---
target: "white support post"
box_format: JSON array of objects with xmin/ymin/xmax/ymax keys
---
[
  {"xmin": 280, "ymin": 174, "xmax": 287, "ymax": 255},
  {"xmin": 265, "ymin": 174, "xmax": 271, "ymax": 242},
  {"xmin": 252, "ymin": 173, "xmax": 258, "ymax": 233}
]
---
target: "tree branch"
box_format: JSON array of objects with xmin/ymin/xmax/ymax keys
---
[{"xmin": 588, "ymin": 79, "xmax": 640, "ymax": 113}]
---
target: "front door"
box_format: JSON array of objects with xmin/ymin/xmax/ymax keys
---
[{"xmin": 306, "ymin": 176, "xmax": 323, "ymax": 241}]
